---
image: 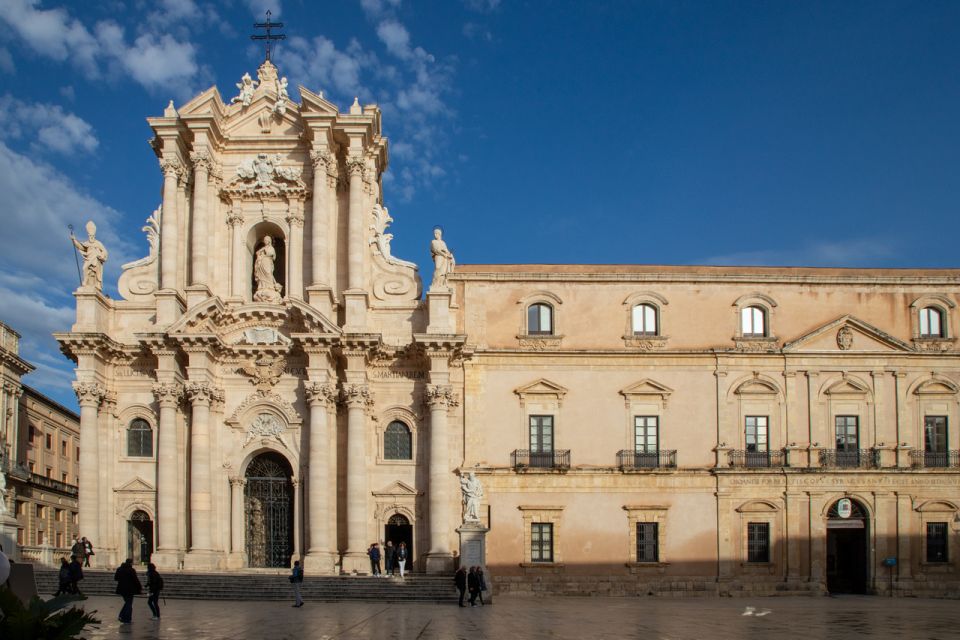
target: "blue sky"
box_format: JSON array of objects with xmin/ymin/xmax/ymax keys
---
[{"xmin": 1, "ymin": 0, "xmax": 958, "ymax": 408}]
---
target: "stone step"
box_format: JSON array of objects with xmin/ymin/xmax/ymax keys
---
[{"xmin": 33, "ymin": 570, "xmax": 459, "ymax": 602}]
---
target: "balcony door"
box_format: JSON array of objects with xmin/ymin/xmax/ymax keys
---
[
  {"xmin": 529, "ymin": 415, "xmax": 554, "ymax": 467},
  {"xmin": 634, "ymin": 416, "xmax": 659, "ymax": 467},
  {"xmin": 835, "ymin": 416, "xmax": 860, "ymax": 467},
  {"xmin": 744, "ymin": 416, "xmax": 769, "ymax": 467},
  {"xmin": 924, "ymin": 416, "xmax": 948, "ymax": 467}
]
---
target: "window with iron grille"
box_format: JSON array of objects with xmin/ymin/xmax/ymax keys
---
[
  {"xmin": 384, "ymin": 420, "xmax": 413, "ymax": 460},
  {"xmin": 747, "ymin": 522, "xmax": 770, "ymax": 563},
  {"xmin": 531, "ymin": 522, "xmax": 553, "ymax": 562},
  {"xmin": 636, "ymin": 522, "xmax": 658, "ymax": 562},
  {"xmin": 926, "ymin": 522, "xmax": 948, "ymax": 563},
  {"xmin": 527, "ymin": 303, "xmax": 554, "ymax": 335},
  {"xmin": 127, "ymin": 419, "xmax": 153, "ymax": 457}
]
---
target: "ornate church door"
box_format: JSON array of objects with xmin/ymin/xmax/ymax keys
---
[
  {"xmin": 127, "ymin": 510, "xmax": 153, "ymax": 565},
  {"xmin": 244, "ymin": 452, "xmax": 294, "ymax": 568}
]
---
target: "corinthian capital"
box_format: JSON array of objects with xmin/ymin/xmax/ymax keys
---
[
  {"xmin": 152, "ymin": 381, "xmax": 184, "ymax": 407},
  {"xmin": 185, "ymin": 381, "xmax": 219, "ymax": 405},
  {"xmin": 425, "ymin": 384, "xmax": 458, "ymax": 409},
  {"xmin": 190, "ymin": 149, "xmax": 213, "ymax": 173},
  {"xmin": 73, "ymin": 381, "xmax": 106, "ymax": 407},
  {"xmin": 345, "ymin": 156, "xmax": 365, "ymax": 179},
  {"xmin": 339, "ymin": 383, "xmax": 372, "ymax": 409},
  {"xmin": 305, "ymin": 382, "xmax": 338, "ymax": 407},
  {"xmin": 159, "ymin": 156, "xmax": 183, "ymax": 178}
]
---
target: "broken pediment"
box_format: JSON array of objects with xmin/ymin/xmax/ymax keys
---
[
  {"xmin": 782, "ymin": 315, "xmax": 913, "ymax": 353},
  {"xmin": 514, "ymin": 378, "xmax": 569, "ymax": 406},
  {"xmin": 373, "ymin": 480, "xmax": 418, "ymax": 497},
  {"xmin": 167, "ymin": 297, "xmax": 341, "ymax": 341},
  {"xmin": 115, "ymin": 477, "xmax": 155, "ymax": 493}
]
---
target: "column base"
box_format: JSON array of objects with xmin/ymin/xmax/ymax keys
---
[
  {"xmin": 225, "ymin": 551, "xmax": 247, "ymax": 570},
  {"xmin": 303, "ymin": 550, "xmax": 339, "ymax": 575},
  {"xmin": 150, "ymin": 549, "xmax": 182, "ymax": 571},
  {"xmin": 305, "ymin": 285, "xmax": 336, "ymax": 318},
  {"xmin": 423, "ymin": 552, "xmax": 454, "ymax": 574},
  {"xmin": 183, "ymin": 549, "xmax": 222, "ymax": 571},
  {"xmin": 340, "ymin": 551, "xmax": 371, "ymax": 575}
]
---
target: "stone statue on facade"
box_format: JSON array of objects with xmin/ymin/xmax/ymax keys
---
[
  {"xmin": 0, "ymin": 462, "xmax": 8, "ymax": 516},
  {"xmin": 253, "ymin": 236, "xmax": 283, "ymax": 303},
  {"xmin": 430, "ymin": 228, "xmax": 455, "ymax": 290},
  {"xmin": 71, "ymin": 220, "xmax": 108, "ymax": 291},
  {"xmin": 232, "ymin": 72, "xmax": 258, "ymax": 107},
  {"xmin": 236, "ymin": 153, "xmax": 300, "ymax": 190},
  {"xmin": 459, "ymin": 471, "xmax": 483, "ymax": 523},
  {"xmin": 274, "ymin": 76, "xmax": 289, "ymax": 116}
]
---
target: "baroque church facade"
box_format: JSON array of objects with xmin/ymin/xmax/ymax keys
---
[{"xmin": 55, "ymin": 60, "xmax": 959, "ymax": 595}]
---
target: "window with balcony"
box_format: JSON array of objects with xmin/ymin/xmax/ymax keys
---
[
  {"xmin": 531, "ymin": 523, "xmax": 554, "ymax": 562},
  {"xmin": 834, "ymin": 415, "xmax": 860, "ymax": 467},
  {"xmin": 384, "ymin": 420, "xmax": 413, "ymax": 460},
  {"xmin": 924, "ymin": 416, "xmax": 948, "ymax": 467},
  {"xmin": 747, "ymin": 522, "xmax": 770, "ymax": 563},
  {"xmin": 926, "ymin": 522, "xmax": 948, "ymax": 563},
  {"xmin": 529, "ymin": 415, "xmax": 554, "ymax": 467}
]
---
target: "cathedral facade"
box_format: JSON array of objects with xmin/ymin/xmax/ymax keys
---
[{"xmin": 55, "ymin": 60, "xmax": 959, "ymax": 595}]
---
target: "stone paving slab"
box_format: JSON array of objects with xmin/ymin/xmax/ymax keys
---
[{"xmin": 68, "ymin": 594, "xmax": 958, "ymax": 640}]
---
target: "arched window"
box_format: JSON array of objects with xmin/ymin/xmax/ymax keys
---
[
  {"xmin": 384, "ymin": 421, "xmax": 412, "ymax": 460},
  {"xmin": 741, "ymin": 306, "xmax": 766, "ymax": 337},
  {"xmin": 127, "ymin": 419, "xmax": 153, "ymax": 457},
  {"xmin": 527, "ymin": 303, "xmax": 553, "ymax": 335},
  {"xmin": 632, "ymin": 304, "xmax": 658, "ymax": 336},
  {"xmin": 919, "ymin": 307, "xmax": 945, "ymax": 338}
]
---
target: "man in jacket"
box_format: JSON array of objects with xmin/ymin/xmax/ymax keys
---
[
  {"xmin": 114, "ymin": 558, "xmax": 142, "ymax": 624},
  {"xmin": 290, "ymin": 560, "xmax": 304, "ymax": 607},
  {"xmin": 68, "ymin": 554, "xmax": 84, "ymax": 595},
  {"xmin": 454, "ymin": 566, "xmax": 467, "ymax": 607},
  {"xmin": 384, "ymin": 541, "xmax": 395, "ymax": 576}
]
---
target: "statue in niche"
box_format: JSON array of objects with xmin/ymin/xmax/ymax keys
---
[
  {"xmin": 430, "ymin": 227, "xmax": 455, "ymax": 290},
  {"xmin": 253, "ymin": 236, "xmax": 283, "ymax": 303},
  {"xmin": 71, "ymin": 220, "xmax": 108, "ymax": 291},
  {"xmin": 459, "ymin": 471, "xmax": 483, "ymax": 523},
  {"xmin": 231, "ymin": 72, "xmax": 258, "ymax": 107}
]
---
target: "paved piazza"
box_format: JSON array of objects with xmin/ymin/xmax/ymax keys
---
[{"xmin": 73, "ymin": 595, "xmax": 957, "ymax": 639}]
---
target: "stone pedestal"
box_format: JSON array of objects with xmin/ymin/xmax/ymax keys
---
[
  {"xmin": 342, "ymin": 289, "xmax": 368, "ymax": 332},
  {"xmin": 73, "ymin": 288, "xmax": 111, "ymax": 332},
  {"xmin": 305, "ymin": 285, "xmax": 336, "ymax": 318},
  {"xmin": 341, "ymin": 551, "xmax": 370, "ymax": 575},
  {"xmin": 303, "ymin": 550, "xmax": 339, "ymax": 575},
  {"xmin": 426, "ymin": 290, "xmax": 454, "ymax": 334},
  {"xmin": 183, "ymin": 550, "xmax": 221, "ymax": 571},
  {"xmin": 150, "ymin": 550, "xmax": 180, "ymax": 572},
  {"xmin": 155, "ymin": 289, "xmax": 185, "ymax": 326},
  {"xmin": 0, "ymin": 513, "xmax": 18, "ymax": 561},
  {"xmin": 184, "ymin": 284, "xmax": 212, "ymax": 309},
  {"xmin": 424, "ymin": 552, "xmax": 454, "ymax": 575},
  {"xmin": 458, "ymin": 522, "xmax": 492, "ymax": 602}
]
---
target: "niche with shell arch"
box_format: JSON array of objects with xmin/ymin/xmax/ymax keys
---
[{"xmin": 246, "ymin": 221, "xmax": 287, "ymax": 302}]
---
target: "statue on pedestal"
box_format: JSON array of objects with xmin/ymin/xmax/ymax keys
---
[
  {"xmin": 253, "ymin": 236, "xmax": 283, "ymax": 303},
  {"xmin": 459, "ymin": 471, "xmax": 483, "ymax": 523},
  {"xmin": 232, "ymin": 72, "xmax": 258, "ymax": 107},
  {"xmin": 71, "ymin": 220, "xmax": 108, "ymax": 291},
  {"xmin": 430, "ymin": 228, "xmax": 455, "ymax": 290}
]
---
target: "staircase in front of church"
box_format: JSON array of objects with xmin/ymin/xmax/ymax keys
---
[{"xmin": 33, "ymin": 570, "xmax": 459, "ymax": 602}]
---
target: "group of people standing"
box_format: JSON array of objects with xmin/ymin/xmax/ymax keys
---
[
  {"xmin": 53, "ymin": 555, "xmax": 86, "ymax": 596},
  {"xmin": 454, "ymin": 566, "xmax": 488, "ymax": 607},
  {"xmin": 113, "ymin": 559, "xmax": 164, "ymax": 624},
  {"xmin": 366, "ymin": 541, "xmax": 409, "ymax": 578},
  {"xmin": 69, "ymin": 536, "xmax": 95, "ymax": 567}
]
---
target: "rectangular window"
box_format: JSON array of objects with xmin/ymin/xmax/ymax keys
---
[
  {"xmin": 36, "ymin": 504, "xmax": 45, "ymax": 519},
  {"xmin": 36, "ymin": 530, "xmax": 44, "ymax": 545},
  {"xmin": 28, "ymin": 426, "xmax": 36, "ymax": 444},
  {"xmin": 835, "ymin": 416, "xmax": 859, "ymax": 451},
  {"xmin": 56, "ymin": 532, "xmax": 63, "ymax": 547},
  {"xmin": 45, "ymin": 433, "xmax": 52, "ymax": 449},
  {"xmin": 531, "ymin": 522, "xmax": 553, "ymax": 562},
  {"xmin": 45, "ymin": 467, "xmax": 53, "ymax": 479},
  {"xmin": 55, "ymin": 508, "xmax": 63, "ymax": 522},
  {"xmin": 634, "ymin": 416, "xmax": 659, "ymax": 453},
  {"xmin": 747, "ymin": 522, "xmax": 770, "ymax": 563},
  {"xmin": 61, "ymin": 441, "xmax": 67, "ymax": 457},
  {"xmin": 27, "ymin": 461, "xmax": 34, "ymax": 473},
  {"xmin": 637, "ymin": 522, "xmax": 659, "ymax": 563},
  {"xmin": 16, "ymin": 529, "xmax": 23, "ymax": 544},
  {"xmin": 61, "ymin": 472, "xmax": 68, "ymax": 483},
  {"xmin": 529, "ymin": 415, "xmax": 554, "ymax": 467},
  {"xmin": 76, "ymin": 447, "xmax": 80, "ymax": 462},
  {"xmin": 924, "ymin": 416, "xmax": 948, "ymax": 467},
  {"xmin": 744, "ymin": 416, "xmax": 768, "ymax": 453},
  {"xmin": 927, "ymin": 523, "xmax": 948, "ymax": 563}
]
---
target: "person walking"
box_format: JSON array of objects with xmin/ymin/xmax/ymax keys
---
[
  {"xmin": 467, "ymin": 566, "xmax": 481, "ymax": 606},
  {"xmin": 384, "ymin": 541, "xmax": 395, "ymax": 576},
  {"xmin": 70, "ymin": 538, "xmax": 84, "ymax": 562},
  {"xmin": 454, "ymin": 566, "xmax": 467, "ymax": 607},
  {"xmin": 146, "ymin": 562, "xmax": 163, "ymax": 620},
  {"xmin": 82, "ymin": 537, "xmax": 94, "ymax": 567},
  {"xmin": 114, "ymin": 558, "xmax": 142, "ymax": 624},
  {"xmin": 54, "ymin": 557, "xmax": 71, "ymax": 596},
  {"xmin": 476, "ymin": 566, "xmax": 487, "ymax": 606},
  {"xmin": 68, "ymin": 554, "xmax": 84, "ymax": 595},
  {"xmin": 290, "ymin": 560, "xmax": 304, "ymax": 607},
  {"xmin": 367, "ymin": 543, "xmax": 381, "ymax": 576},
  {"xmin": 396, "ymin": 542, "xmax": 408, "ymax": 578}
]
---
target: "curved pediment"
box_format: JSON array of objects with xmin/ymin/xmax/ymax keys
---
[
  {"xmin": 736, "ymin": 499, "xmax": 780, "ymax": 513},
  {"xmin": 915, "ymin": 500, "xmax": 959, "ymax": 513},
  {"xmin": 167, "ymin": 297, "xmax": 341, "ymax": 345},
  {"xmin": 824, "ymin": 375, "xmax": 871, "ymax": 396},
  {"xmin": 911, "ymin": 376, "xmax": 960, "ymax": 396},
  {"xmin": 732, "ymin": 375, "xmax": 781, "ymax": 396}
]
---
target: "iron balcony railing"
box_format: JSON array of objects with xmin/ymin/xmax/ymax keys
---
[
  {"xmin": 728, "ymin": 449, "xmax": 786, "ymax": 468},
  {"xmin": 818, "ymin": 448, "xmax": 878, "ymax": 469},
  {"xmin": 512, "ymin": 449, "xmax": 571, "ymax": 470},
  {"xmin": 909, "ymin": 450, "xmax": 960, "ymax": 469},
  {"xmin": 617, "ymin": 449, "xmax": 677, "ymax": 470}
]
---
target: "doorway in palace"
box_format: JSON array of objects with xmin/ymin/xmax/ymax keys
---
[
  {"xmin": 826, "ymin": 498, "xmax": 869, "ymax": 594},
  {"xmin": 384, "ymin": 513, "xmax": 413, "ymax": 570},
  {"xmin": 127, "ymin": 510, "xmax": 153, "ymax": 565},
  {"xmin": 245, "ymin": 452, "xmax": 294, "ymax": 568}
]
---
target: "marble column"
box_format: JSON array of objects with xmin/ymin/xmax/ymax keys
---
[
  {"xmin": 73, "ymin": 382, "xmax": 104, "ymax": 552},
  {"xmin": 185, "ymin": 382, "xmax": 216, "ymax": 566},
  {"xmin": 424, "ymin": 384, "xmax": 456, "ymax": 573},
  {"xmin": 152, "ymin": 382, "xmax": 182, "ymax": 569},
  {"xmin": 189, "ymin": 150, "xmax": 211, "ymax": 286},
  {"xmin": 227, "ymin": 204, "xmax": 245, "ymax": 298},
  {"xmin": 309, "ymin": 149, "xmax": 332, "ymax": 287},
  {"xmin": 227, "ymin": 476, "xmax": 245, "ymax": 569},
  {"xmin": 346, "ymin": 156, "xmax": 365, "ymax": 291},
  {"xmin": 341, "ymin": 383, "xmax": 371, "ymax": 573},
  {"xmin": 292, "ymin": 477, "xmax": 302, "ymax": 560},
  {"xmin": 286, "ymin": 202, "xmax": 304, "ymax": 299},
  {"xmin": 159, "ymin": 157, "xmax": 182, "ymax": 290},
  {"xmin": 304, "ymin": 382, "xmax": 337, "ymax": 573}
]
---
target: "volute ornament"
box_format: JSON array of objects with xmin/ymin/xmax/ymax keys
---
[{"xmin": 339, "ymin": 383, "xmax": 373, "ymax": 409}]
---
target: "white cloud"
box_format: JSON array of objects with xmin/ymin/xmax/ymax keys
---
[
  {"xmin": 376, "ymin": 20, "xmax": 412, "ymax": 60},
  {"xmin": 276, "ymin": 35, "xmax": 373, "ymax": 100},
  {"xmin": 0, "ymin": 95, "xmax": 98, "ymax": 155},
  {"xmin": 699, "ymin": 238, "xmax": 897, "ymax": 267},
  {"xmin": 245, "ymin": 0, "xmax": 282, "ymax": 18},
  {"xmin": 0, "ymin": 0, "xmax": 202, "ymax": 95}
]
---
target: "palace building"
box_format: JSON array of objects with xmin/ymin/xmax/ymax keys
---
[{"xmin": 54, "ymin": 59, "xmax": 959, "ymax": 595}]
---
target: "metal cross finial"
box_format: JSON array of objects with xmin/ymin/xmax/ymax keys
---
[{"xmin": 251, "ymin": 10, "xmax": 286, "ymax": 62}]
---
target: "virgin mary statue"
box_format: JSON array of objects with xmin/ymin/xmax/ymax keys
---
[{"xmin": 253, "ymin": 236, "xmax": 283, "ymax": 303}]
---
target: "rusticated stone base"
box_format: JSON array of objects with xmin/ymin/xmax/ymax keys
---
[{"xmin": 492, "ymin": 575, "xmax": 829, "ymax": 598}]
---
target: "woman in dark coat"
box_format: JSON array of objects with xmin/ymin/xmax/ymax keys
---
[
  {"xmin": 467, "ymin": 566, "xmax": 481, "ymax": 606},
  {"xmin": 454, "ymin": 566, "xmax": 468, "ymax": 607},
  {"xmin": 114, "ymin": 558, "xmax": 142, "ymax": 624},
  {"xmin": 54, "ymin": 557, "xmax": 71, "ymax": 596},
  {"xmin": 146, "ymin": 562, "xmax": 163, "ymax": 620}
]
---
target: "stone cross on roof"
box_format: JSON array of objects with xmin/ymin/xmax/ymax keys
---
[{"xmin": 250, "ymin": 10, "xmax": 285, "ymax": 62}]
